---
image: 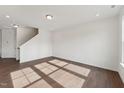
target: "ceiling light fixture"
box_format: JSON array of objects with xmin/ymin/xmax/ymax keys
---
[
  {"xmin": 46, "ymin": 15, "xmax": 53, "ymax": 20},
  {"xmin": 96, "ymin": 13, "xmax": 100, "ymax": 17},
  {"xmin": 6, "ymin": 15, "xmax": 10, "ymax": 18},
  {"xmin": 13, "ymin": 24, "xmax": 19, "ymax": 28},
  {"xmin": 111, "ymin": 5, "xmax": 116, "ymax": 8}
]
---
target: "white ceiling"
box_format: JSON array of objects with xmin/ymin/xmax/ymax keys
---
[{"xmin": 0, "ymin": 5, "xmax": 123, "ymax": 31}]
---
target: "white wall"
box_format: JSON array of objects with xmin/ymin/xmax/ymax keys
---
[
  {"xmin": 20, "ymin": 29, "xmax": 52, "ymax": 63},
  {"xmin": 52, "ymin": 16, "xmax": 119, "ymax": 71},
  {"xmin": 118, "ymin": 8, "xmax": 124, "ymax": 83},
  {"xmin": 1, "ymin": 28, "xmax": 16, "ymax": 58},
  {"xmin": 0, "ymin": 30, "xmax": 2, "ymax": 57}
]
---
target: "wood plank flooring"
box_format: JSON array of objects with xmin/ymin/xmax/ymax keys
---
[{"xmin": 0, "ymin": 57, "xmax": 123, "ymax": 88}]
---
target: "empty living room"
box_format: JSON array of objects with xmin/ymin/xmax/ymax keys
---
[{"xmin": 0, "ymin": 1, "xmax": 124, "ymax": 92}]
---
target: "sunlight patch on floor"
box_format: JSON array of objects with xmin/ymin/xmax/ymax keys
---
[
  {"xmin": 10, "ymin": 59, "xmax": 91, "ymax": 88},
  {"xmin": 10, "ymin": 67, "xmax": 41, "ymax": 88},
  {"xmin": 49, "ymin": 59, "xmax": 68, "ymax": 67},
  {"xmin": 64, "ymin": 64, "xmax": 91, "ymax": 77},
  {"xmin": 28, "ymin": 79, "xmax": 52, "ymax": 88},
  {"xmin": 49, "ymin": 69, "xmax": 85, "ymax": 88},
  {"xmin": 35, "ymin": 63, "xmax": 58, "ymax": 75}
]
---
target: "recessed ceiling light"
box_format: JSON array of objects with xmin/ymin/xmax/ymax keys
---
[
  {"xmin": 96, "ymin": 13, "xmax": 100, "ymax": 17},
  {"xmin": 6, "ymin": 15, "xmax": 10, "ymax": 18},
  {"xmin": 46, "ymin": 15, "xmax": 53, "ymax": 20},
  {"xmin": 13, "ymin": 24, "xmax": 19, "ymax": 28},
  {"xmin": 111, "ymin": 5, "xmax": 116, "ymax": 8},
  {"xmin": 14, "ymin": 25, "xmax": 18, "ymax": 28}
]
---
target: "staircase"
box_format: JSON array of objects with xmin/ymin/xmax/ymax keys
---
[{"xmin": 16, "ymin": 27, "xmax": 38, "ymax": 61}]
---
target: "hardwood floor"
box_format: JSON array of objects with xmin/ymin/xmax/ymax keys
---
[{"xmin": 0, "ymin": 57, "xmax": 123, "ymax": 88}]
